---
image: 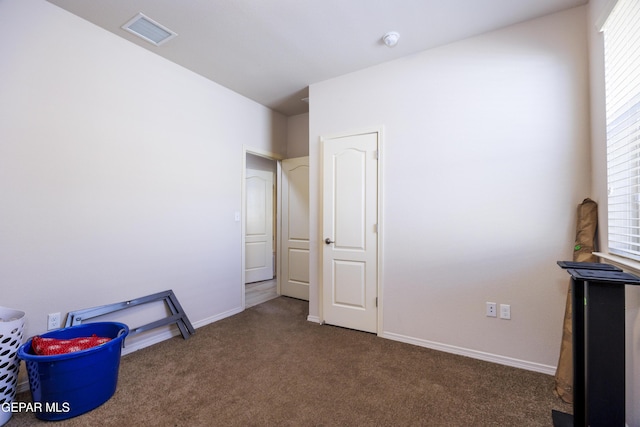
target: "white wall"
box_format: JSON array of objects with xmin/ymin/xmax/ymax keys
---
[
  {"xmin": 309, "ymin": 6, "xmax": 590, "ymax": 373},
  {"xmin": 0, "ymin": 0, "xmax": 287, "ymax": 351},
  {"xmin": 287, "ymin": 113, "xmax": 309, "ymax": 158},
  {"xmin": 246, "ymin": 153, "xmax": 277, "ymax": 173},
  {"xmin": 587, "ymin": 0, "xmax": 640, "ymax": 424}
]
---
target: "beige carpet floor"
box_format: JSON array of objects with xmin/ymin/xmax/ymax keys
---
[{"xmin": 7, "ymin": 296, "xmax": 571, "ymax": 426}]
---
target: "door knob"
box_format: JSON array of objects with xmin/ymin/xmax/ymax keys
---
[{"xmin": 325, "ymin": 238, "xmax": 334, "ymax": 245}]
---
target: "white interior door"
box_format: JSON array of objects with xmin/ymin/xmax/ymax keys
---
[
  {"xmin": 322, "ymin": 131, "xmax": 378, "ymax": 333},
  {"xmin": 281, "ymin": 157, "xmax": 310, "ymax": 300},
  {"xmin": 245, "ymin": 168, "xmax": 274, "ymax": 283}
]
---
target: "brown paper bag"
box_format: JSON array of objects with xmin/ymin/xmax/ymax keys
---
[{"xmin": 555, "ymin": 198, "xmax": 598, "ymax": 403}]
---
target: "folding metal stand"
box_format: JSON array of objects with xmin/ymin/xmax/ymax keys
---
[
  {"xmin": 554, "ymin": 261, "xmax": 640, "ymax": 426},
  {"xmin": 64, "ymin": 290, "xmax": 195, "ymax": 340}
]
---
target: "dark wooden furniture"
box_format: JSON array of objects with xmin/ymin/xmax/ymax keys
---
[{"xmin": 554, "ymin": 261, "xmax": 640, "ymax": 426}]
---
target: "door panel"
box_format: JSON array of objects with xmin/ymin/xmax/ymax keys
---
[
  {"xmin": 288, "ymin": 249, "xmax": 309, "ymax": 283},
  {"xmin": 281, "ymin": 157, "xmax": 310, "ymax": 300},
  {"xmin": 322, "ymin": 132, "xmax": 378, "ymax": 333},
  {"xmin": 333, "ymin": 260, "xmax": 366, "ymax": 308},
  {"xmin": 245, "ymin": 169, "xmax": 274, "ymax": 283},
  {"xmin": 335, "ymin": 150, "xmax": 366, "ymax": 249}
]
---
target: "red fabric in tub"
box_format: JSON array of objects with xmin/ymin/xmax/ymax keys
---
[{"xmin": 31, "ymin": 335, "xmax": 111, "ymax": 355}]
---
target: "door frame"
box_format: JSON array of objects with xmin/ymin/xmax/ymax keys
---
[
  {"xmin": 318, "ymin": 126, "xmax": 384, "ymax": 335},
  {"xmin": 241, "ymin": 146, "xmax": 284, "ymax": 309}
]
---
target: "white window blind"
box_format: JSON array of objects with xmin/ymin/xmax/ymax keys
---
[{"xmin": 604, "ymin": 0, "xmax": 640, "ymax": 260}]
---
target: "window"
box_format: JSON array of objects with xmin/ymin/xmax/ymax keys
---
[{"xmin": 604, "ymin": 0, "xmax": 640, "ymax": 260}]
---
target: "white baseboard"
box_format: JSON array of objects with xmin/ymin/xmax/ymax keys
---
[
  {"xmin": 119, "ymin": 305, "xmax": 244, "ymax": 356},
  {"xmin": 307, "ymin": 315, "xmax": 321, "ymax": 324},
  {"xmin": 191, "ymin": 306, "xmax": 244, "ymax": 329},
  {"xmin": 381, "ymin": 331, "xmax": 556, "ymax": 375}
]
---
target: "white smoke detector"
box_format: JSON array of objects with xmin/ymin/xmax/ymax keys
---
[{"xmin": 382, "ymin": 31, "xmax": 400, "ymax": 47}]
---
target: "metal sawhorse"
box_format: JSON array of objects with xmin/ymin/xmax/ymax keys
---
[{"xmin": 64, "ymin": 289, "xmax": 195, "ymax": 340}]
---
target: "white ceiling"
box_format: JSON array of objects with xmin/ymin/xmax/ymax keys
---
[{"xmin": 46, "ymin": 0, "xmax": 588, "ymax": 116}]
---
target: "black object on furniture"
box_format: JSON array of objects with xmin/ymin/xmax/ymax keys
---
[
  {"xmin": 554, "ymin": 261, "xmax": 640, "ymax": 426},
  {"xmin": 556, "ymin": 261, "xmax": 622, "ymax": 271}
]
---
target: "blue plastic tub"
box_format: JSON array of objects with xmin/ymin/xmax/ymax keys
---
[{"xmin": 17, "ymin": 322, "xmax": 128, "ymax": 421}]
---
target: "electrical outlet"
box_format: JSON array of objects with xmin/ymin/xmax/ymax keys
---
[
  {"xmin": 486, "ymin": 302, "xmax": 497, "ymax": 317},
  {"xmin": 500, "ymin": 304, "xmax": 511, "ymax": 320},
  {"xmin": 47, "ymin": 312, "xmax": 61, "ymax": 330}
]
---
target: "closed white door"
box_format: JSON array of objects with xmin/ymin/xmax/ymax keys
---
[
  {"xmin": 322, "ymin": 131, "xmax": 378, "ymax": 333},
  {"xmin": 245, "ymin": 169, "xmax": 274, "ymax": 283},
  {"xmin": 281, "ymin": 157, "xmax": 310, "ymax": 300}
]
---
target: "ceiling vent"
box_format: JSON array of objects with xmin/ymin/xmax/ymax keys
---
[{"xmin": 122, "ymin": 13, "xmax": 177, "ymax": 46}]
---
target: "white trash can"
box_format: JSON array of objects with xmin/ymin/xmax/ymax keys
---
[{"xmin": 0, "ymin": 307, "xmax": 25, "ymax": 427}]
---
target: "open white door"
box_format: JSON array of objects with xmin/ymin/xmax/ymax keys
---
[
  {"xmin": 322, "ymin": 131, "xmax": 378, "ymax": 333},
  {"xmin": 245, "ymin": 168, "xmax": 274, "ymax": 283},
  {"xmin": 281, "ymin": 157, "xmax": 310, "ymax": 300}
]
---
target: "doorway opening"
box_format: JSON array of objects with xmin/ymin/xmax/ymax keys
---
[
  {"xmin": 243, "ymin": 149, "xmax": 282, "ymax": 308},
  {"xmin": 242, "ymin": 148, "xmax": 310, "ymax": 309}
]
